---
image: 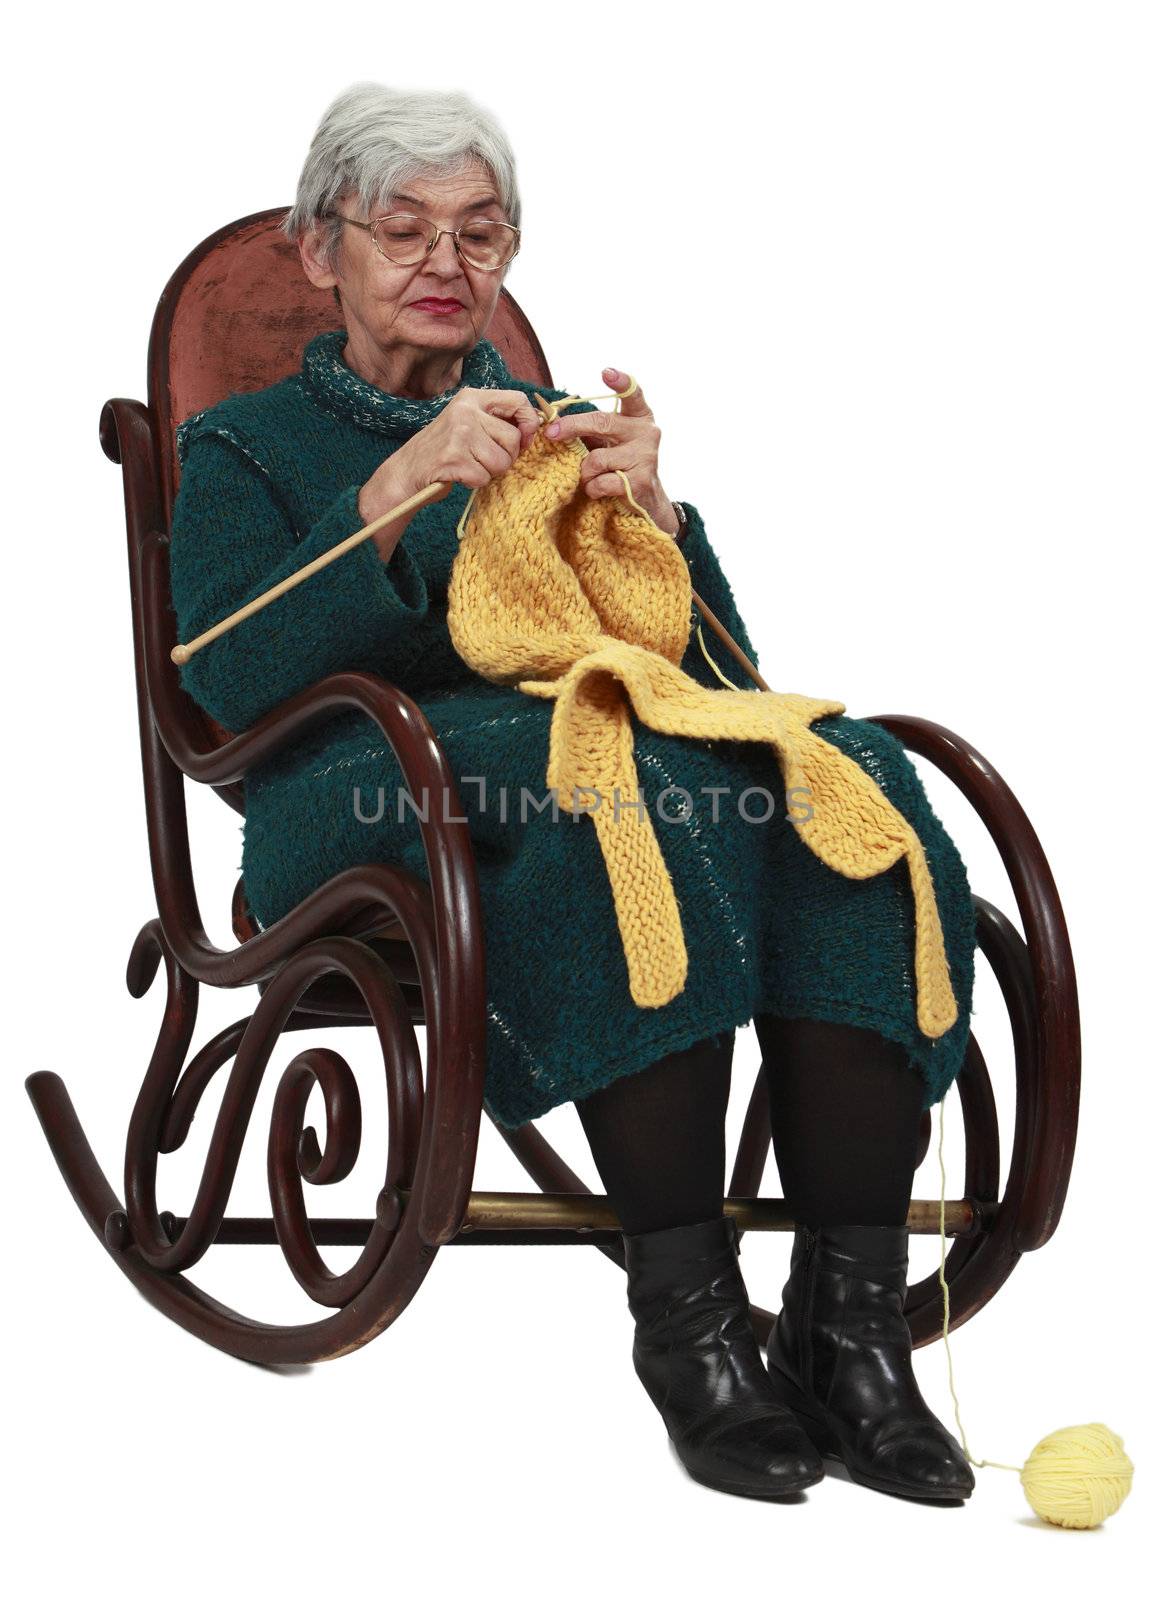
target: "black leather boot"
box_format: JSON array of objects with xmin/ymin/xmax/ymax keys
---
[
  {"xmin": 622, "ymin": 1213, "xmax": 825, "ymax": 1498},
  {"xmin": 764, "ymin": 1223, "xmax": 975, "ymax": 1501}
]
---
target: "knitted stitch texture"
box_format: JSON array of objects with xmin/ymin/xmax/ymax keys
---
[
  {"xmin": 447, "ymin": 424, "xmax": 958, "ymax": 1038},
  {"xmin": 168, "ymin": 328, "xmax": 976, "ymax": 1128}
]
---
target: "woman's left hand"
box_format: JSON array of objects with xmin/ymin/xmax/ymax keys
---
[{"xmin": 543, "ymin": 367, "xmax": 680, "ymax": 536}]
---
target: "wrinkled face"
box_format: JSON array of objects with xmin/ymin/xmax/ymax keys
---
[{"xmin": 299, "ymin": 157, "xmax": 511, "ymax": 360}]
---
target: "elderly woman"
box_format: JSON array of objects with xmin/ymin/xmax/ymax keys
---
[{"xmin": 169, "ymin": 82, "xmax": 977, "ymax": 1504}]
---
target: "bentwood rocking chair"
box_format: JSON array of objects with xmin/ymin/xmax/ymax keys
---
[{"xmin": 26, "ymin": 209, "xmax": 1082, "ymax": 1365}]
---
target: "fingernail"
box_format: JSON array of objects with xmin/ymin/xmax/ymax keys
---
[{"xmin": 546, "ymin": 421, "xmax": 560, "ymax": 437}]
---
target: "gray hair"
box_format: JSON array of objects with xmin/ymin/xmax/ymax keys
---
[{"xmin": 282, "ymin": 81, "xmax": 521, "ymax": 277}]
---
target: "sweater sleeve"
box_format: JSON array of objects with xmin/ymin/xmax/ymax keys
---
[
  {"xmin": 168, "ymin": 432, "xmax": 429, "ymax": 734},
  {"xmin": 674, "ymin": 500, "xmax": 763, "ymax": 688}
]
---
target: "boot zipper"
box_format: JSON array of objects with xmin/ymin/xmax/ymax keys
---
[{"xmin": 799, "ymin": 1227, "xmax": 819, "ymax": 1392}]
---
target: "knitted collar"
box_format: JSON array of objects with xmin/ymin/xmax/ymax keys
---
[{"xmin": 301, "ymin": 327, "xmax": 511, "ymax": 436}]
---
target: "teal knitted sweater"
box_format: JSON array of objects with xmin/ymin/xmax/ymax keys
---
[{"xmin": 169, "ymin": 329, "xmax": 976, "ymax": 1128}]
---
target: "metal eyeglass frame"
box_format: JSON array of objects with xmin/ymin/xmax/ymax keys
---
[{"xmin": 323, "ymin": 211, "xmax": 521, "ymax": 271}]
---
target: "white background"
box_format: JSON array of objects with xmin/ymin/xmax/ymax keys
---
[{"xmin": 4, "ymin": 2, "xmax": 1156, "ymax": 1593}]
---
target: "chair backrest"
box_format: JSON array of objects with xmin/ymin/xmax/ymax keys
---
[{"xmin": 147, "ymin": 206, "xmax": 556, "ymax": 522}]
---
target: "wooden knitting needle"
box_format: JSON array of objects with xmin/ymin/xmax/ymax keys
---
[
  {"xmin": 689, "ymin": 588, "xmax": 771, "ymax": 692},
  {"xmin": 170, "ymin": 481, "xmax": 449, "ymax": 664}
]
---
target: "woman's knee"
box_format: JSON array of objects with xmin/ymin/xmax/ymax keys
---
[{"xmin": 756, "ymin": 1013, "xmax": 920, "ymax": 1103}]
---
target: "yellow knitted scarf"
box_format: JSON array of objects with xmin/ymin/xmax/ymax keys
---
[{"xmin": 445, "ymin": 401, "xmax": 958, "ymax": 1040}]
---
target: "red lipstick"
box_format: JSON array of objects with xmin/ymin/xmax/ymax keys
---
[{"xmin": 411, "ymin": 298, "xmax": 464, "ymax": 316}]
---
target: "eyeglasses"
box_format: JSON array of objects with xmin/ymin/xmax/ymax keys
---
[{"xmin": 324, "ymin": 210, "xmax": 521, "ymax": 271}]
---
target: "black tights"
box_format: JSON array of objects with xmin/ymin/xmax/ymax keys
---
[{"xmin": 575, "ymin": 1015, "xmax": 926, "ymax": 1234}]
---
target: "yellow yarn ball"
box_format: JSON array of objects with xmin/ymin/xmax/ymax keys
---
[{"xmin": 1020, "ymin": 1424, "xmax": 1134, "ymax": 1528}]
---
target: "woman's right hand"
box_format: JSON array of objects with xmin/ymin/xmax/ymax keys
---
[{"xmin": 358, "ymin": 387, "xmax": 545, "ymax": 560}]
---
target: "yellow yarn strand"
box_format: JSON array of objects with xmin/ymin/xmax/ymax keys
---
[
  {"xmin": 936, "ymin": 1095, "xmax": 1022, "ymax": 1476},
  {"xmin": 933, "ymin": 1095, "xmax": 1134, "ymax": 1527},
  {"xmin": 696, "ymin": 624, "xmax": 744, "ymax": 690},
  {"xmin": 588, "ymin": 448, "xmax": 746, "ymax": 696}
]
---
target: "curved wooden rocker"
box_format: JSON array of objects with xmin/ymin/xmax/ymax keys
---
[{"xmin": 27, "ymin": 209, "xmax": 1081, "ymax": 1365}]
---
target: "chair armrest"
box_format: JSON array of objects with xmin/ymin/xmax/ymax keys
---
[
  {"xmin": 140, "ymin": 523, "xmax": 478, "ymax": 993},
  {"xmin": 160, "ymin": 659, "xmax": 479, "ymax": 965},
  {"xmin": 169, "ymin": 663, "xmax": 452, "ymax": 796},
  {"xmin": 867, "ymin": 713, "xmax": 1080, "ymax": 1252}
]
